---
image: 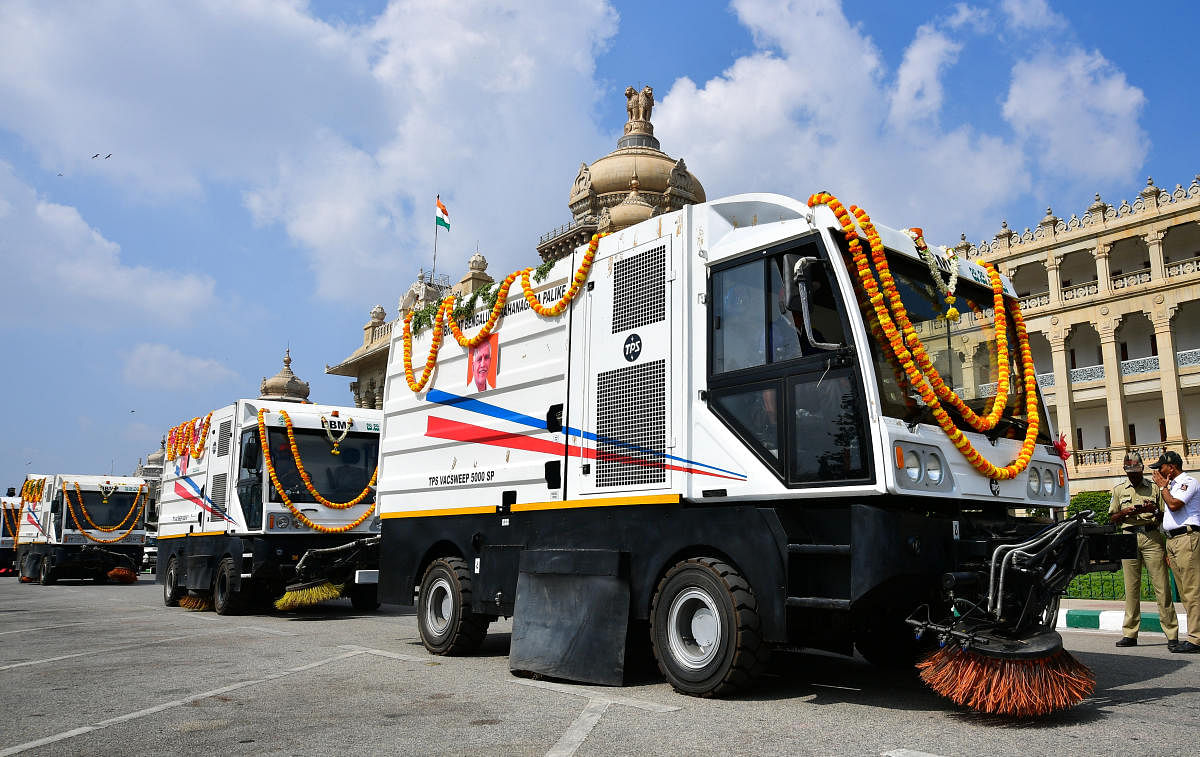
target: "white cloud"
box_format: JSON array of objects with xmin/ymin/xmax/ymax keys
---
[
  {"xmin": 0, "ymin": 162, "xmax": 217, "ymax": 330},
  {"xmin": 1003, "ymin": 49, "xmax": 1147, "ymax": 182},
  {"xmin": 653, "ymin": 0, "xmax": 1030, "ymax": 243},
  {"xmin": 889, "ymin": 25, "xmax": 962, "ymax": 127},
  {"xmin": 944, "ymin": 4, "xmax": 991, "ymax": 32},
  {"xmin": 1000, "ymin": 0, "xmax": 1066, "ymax": 30},
  {"xmin": 0, "ymin": 0, "xmax": 619, "ymax": 301},
  {"xmin": 122, "ymin": 343, "xmax": 239, "ymax": 391}
]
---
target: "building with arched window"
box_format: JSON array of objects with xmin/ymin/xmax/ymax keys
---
[{"xmin": 959, "ymin": 175, "xmax": 1200, "ymax": 493}]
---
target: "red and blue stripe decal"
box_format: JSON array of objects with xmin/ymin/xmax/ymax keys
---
[
  {"xmin": 424, "ymin": 389, "xmax": 745, "ymax": 481},
  {"xmin": 174, "ymin": 475, "xmax": 236, "ymax": 524}
]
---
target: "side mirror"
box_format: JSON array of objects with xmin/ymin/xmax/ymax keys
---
[{"xmin": 789, "ymin": 256, "xmax": 843, "ymax": 352}]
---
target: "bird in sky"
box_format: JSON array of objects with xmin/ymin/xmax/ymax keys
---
[
  {"xmin": 92, "ymin": 153, "xmax": 100, "ymax": 159},
  {"xmin": 57, "ymin": 172, "xmax": 63, "ymax": 176},
  {"xmin": 105, "ymin": 154, "xmax": 112, "ymax": 159}
]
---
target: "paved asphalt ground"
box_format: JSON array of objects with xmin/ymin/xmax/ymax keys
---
[{"xmin": 2, "ymin": 577, "xmax": 1198, "ymax": 757}]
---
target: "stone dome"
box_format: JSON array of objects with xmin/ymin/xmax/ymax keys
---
[
  {"xmin": 468, "ymin": 251, "xmax": 487, "ymax": 272},
  {"xmin": 608, "ymin": 175, "xmax": 655, "ymax": 230},
  {"xmin": 259, "ymin": 349, "xmax": 311, "ymax": 403}
]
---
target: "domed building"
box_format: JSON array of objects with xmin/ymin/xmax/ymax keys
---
[
  {"xmin": 259, "ymin": 349, "xmax": 311, "ymax": 403},
  {"xmin": 537, "ymin": 85, "xmax": 706, "ymax": 262}
]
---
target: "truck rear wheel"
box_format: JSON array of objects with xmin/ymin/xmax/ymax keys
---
[
  {"xmin": 38, "ymin": 557, "xmax": 55, "ymax": 586},
  {"xmin": 650, "ymin": 557, "xmax": 766, "ymax": 697},
  {"xmin": 163, "ymin": 557, "xmax": 183, "ymax": 607},
  {"xmin": 418, "ymin": 557, "xmax": 489, "ymax": 655},
  {"xmin": 212, "ymin": 557, "xmax": 245, "ymax": 616}
]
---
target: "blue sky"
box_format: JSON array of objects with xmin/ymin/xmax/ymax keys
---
[{"xmin": 1, "ymin": 0, "xmax": 1197, "ymax": 488}]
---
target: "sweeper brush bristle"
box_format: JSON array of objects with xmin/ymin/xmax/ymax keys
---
[
  {"xmin": 274, "ymin": 582, "xmax": 344, "ymax": 612},
  {"xmin": 917, "ymin": 644, "xmax": 1095, "ymax": 717},
  {"xmin": 107, "ymin": 567, "xmax": 138, "ymax": 584},
  {"xmin": 18, "ymin": 576, "xmax": 33, "ymax": 583},
  {"xmin": 179, "ymin": 595, "xmax": 212, "ymax": 611}
]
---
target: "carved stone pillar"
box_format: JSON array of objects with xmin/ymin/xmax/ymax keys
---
[
  {"xmin": 374, "ymin": 374, "xmax": 385, "ymax": 410},
  {"xmin": 1045, "ymin": 255, "xmax": 1063, "ymax": 305},
  {"xmin": 1049, "ymin": 334, "xmax": 1074, "ymax": 448},
  {"xmin": 349, "ymin": 381, "xmax": 361, "ymax": 408},
  {"xmin": 1094, "ymin": 242, "xmax": 1112, "ymax": 293},
  {"xmin": 1145, "ymin": 230, "xmax": 1166, "ymax": 281},
  {"xmin": 1098, "ymin": 320, "xmax": 1126, "ymax": 449},
  {"xmin": 960, "ymin": 347, "xmax": 977, "ymax": 400},
  {"xmin": 1153, "ymin": 308, "xmax": 1184, "ymax": 441}
]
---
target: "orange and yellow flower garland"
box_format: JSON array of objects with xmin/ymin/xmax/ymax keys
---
[
  {"xmin": 20, "ymin": 478, "xmax": 45, "ymax": 504},
  {"xmin": 64, "ymin": 482, "xmax": 146, "ymax": 544},
  {"xmin": 69, "ymin": 482, "xmax": 145, "ymax": 532},
  {"xmin": 808, "ymin": 192, "xmax": 1040, "ymax": 480},
  {"xmin": 401, "ymin": 232, "xmax": 609, "ymax": 392},
  {"xmin": 167, "ymin": 412, "xmax": 214, "ymax": 461},
  {"xmin": 257, "ymin": 409, "xmax": 377, "ymax": 533},
  {"xmin": 3, "ymin": 502, "xmax": 24, "ymax": 547}
]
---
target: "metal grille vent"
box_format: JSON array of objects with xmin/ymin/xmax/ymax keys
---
[
  {"xmin": 596, "ymin": 360, "xmax": 665, "ymax": 487},
  {"xmin": 216, "ymin": 420, "xmax": 232, "ymax": 457},
  {"xmin": 612, "ymin": 245, "xmax": 665, "ymax": 333},
  {"xmin": 210, "ymin": 473, "xmax": 228, "ymax": 522}
]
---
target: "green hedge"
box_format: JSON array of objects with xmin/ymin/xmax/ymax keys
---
[{"xmin": 1066, "ymin": 489, "xmax": 1111, "ymax": 525}]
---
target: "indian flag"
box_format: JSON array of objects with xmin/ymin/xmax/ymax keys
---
[{"xmin": 435, "ymin": 195, "xmax": 450, "ymax": 231}]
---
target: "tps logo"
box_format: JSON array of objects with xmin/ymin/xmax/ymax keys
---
[{"xmin": 623, "ymin": 333, "xmax": 642, "ymax": 362}]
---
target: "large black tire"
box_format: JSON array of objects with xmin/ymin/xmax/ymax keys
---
[
  {"xmin": 650, "ymin": 557, "xmax": 767, "ymax": 697},
  {"xmin": 212, "ymin": 557, "xmax": 245, "ymax": 616},
  {"xmin": 349, "ymin": 583, "xmax": 381, "ymax": 612},
  {"xmin": 163, "ymin": 557, "xmax": 183, "ymax": 607},
  {"xmin": 417, "ymin": 557, "xmax": 489, "ymax": 655},
  {"xmin": 38, "ymin": 557, "xmax": 56, "ymax": 586}
]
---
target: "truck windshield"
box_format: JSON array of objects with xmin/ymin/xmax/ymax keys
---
[
  {"xmin": 841, "ymin": 241, "xmax": 1051, "ymax": 445},
  {"xmin": 265, "ymin": 429, "xmax": 378, "ymax": 505},
  {"xmin": 65, "ymin": 490, "xmax": 144, "ymax": 530}
]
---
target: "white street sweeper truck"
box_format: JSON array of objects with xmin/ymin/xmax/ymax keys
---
[
  {"xmin": 15, "ymin": 473, "xmax": 148, "ymax": 584},
  {"xmin": 2, "ymin": 494, "xmax": 22, "ymax": 574},
  {"xmin": 156, "ymin": 400, "xmax": 383, "ymax": 613},
  {"xmin": 373, "ymin": 191, "xmax": 1130, "ymax": 717}
]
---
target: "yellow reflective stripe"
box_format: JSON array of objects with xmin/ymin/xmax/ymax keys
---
[
  {"xmin": 382, "ymin": 506, "xmax": 497, "ymax": 519},
  {"xmin": 513, "ymin": 494, "xmax": 681, "ymax": 512},
  {"xmin": 156, "ymin": 533, "xmax": 187, "ymax": 540}
]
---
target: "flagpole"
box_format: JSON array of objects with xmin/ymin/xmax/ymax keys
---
[{"xmin": 432, "ymin": 197, "xmax": 439, "ymax": 283}]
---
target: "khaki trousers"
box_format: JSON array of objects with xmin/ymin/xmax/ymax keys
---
[
  {"xmin": 1121, "ymin": 529, "xmax": 1179, "ymax": 639},
  {"xmin": 1166, "ymin": 530, "xmax": 1200, "ymax": 644}
]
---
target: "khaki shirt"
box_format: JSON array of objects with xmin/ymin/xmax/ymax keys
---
[{"xmin": 1110, "ymin": 478, "xmax": 1163, "ymax": 529}]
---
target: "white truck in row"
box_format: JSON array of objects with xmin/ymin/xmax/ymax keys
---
[
  {"xmin": 1, "ymin": 494, "xmax": 21, "ymax": 574},
  {"xmin": 367, "ymin": 192, "xmax": 1127, "ymax": 697},
  {"xmin": 15, "ymin": 474, "xmax": 147, "ymax": 584},
  {"xmin": 156, "ymin": 400, "xmax": 383, "ymax": 613}
]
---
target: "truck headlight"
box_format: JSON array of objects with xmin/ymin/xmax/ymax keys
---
[
  {"xmin": 924, "ymin": 454, "xmax": 944, "ymax": 486},
  {"xmin": 275, "ymin": 514, "xmax": 291, "ymax": 530},
  {"xmin": 1027, "ymin": 468, "xmax": 1041, "ymax": 496},
  {"xmin": 904, "ymin": 450, "xmax": 922, "ymax": 482},
  {"xmin": 1042, "ymin": 468, "xmax": 1055, "ymax": 496}
]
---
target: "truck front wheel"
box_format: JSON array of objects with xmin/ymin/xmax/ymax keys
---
[
  {"xmin": 163, "ymin": 557, "xmax": 183, "ymax": 607},
  {"xmin": 417, "ymin": 557, "xmax": 489, "ymax": 655},
  {"xmin": 650, "ymin": 557, "xmax": 766, "ymax": 697},
  {"xmin": 212, "ymin": 557, "xmax": 245, "ymax": 616},
  {"xmin": 38, "ymin": 557, "xmax": 56, "ymax": 586}
]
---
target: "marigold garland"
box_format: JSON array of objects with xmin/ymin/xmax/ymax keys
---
[
  {"xmin": 20, "ymin": 478, "xmax": 45, "ymax": 504},
  {"xmin": 808, "ymin": 192, "xmax": 1040, "ymax": 480},
  {"xmin": 3, "ymin": 502, "xmax": 24, "ymax": 547},
  {"xmin": 321, "ymin": 415, "xmax": 353, "ymax": 456},
  {"xmin": 64, "ymin": 482, "xmax": 146, "ymax": 544},
  {"xmin": 257, "ymin": 409, "xmax": 377, "ymax": 533},
  {"xmin": 69, "ymin": 482, "xmax": 145, "ymax": 532},
  {"xmin": 402, "ymin": 232, "xmax": 609, "ymax": 393},
  {"xmin": 167, "ymin": 412, "xmax": 214, "ymax": 461}
]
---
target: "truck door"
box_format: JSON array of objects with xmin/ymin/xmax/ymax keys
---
[
  {"xmin": 575, "ymin": 234, "xmax": 674, "ymax": 495},
  {"xmin": 201, "ymin": 410, "xmax": 237, "ymax": 531}
]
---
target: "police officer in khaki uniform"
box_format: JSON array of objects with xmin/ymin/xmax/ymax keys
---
[
  {"xmin": 1151, "ymin": 450, "xmax": 1200, "ymax": 653},
  {"xmin": 1109, "ymin": 451, "xmax": 1179, "ymax": 649}
]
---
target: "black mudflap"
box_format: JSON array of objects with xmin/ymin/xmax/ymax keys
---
[{"xmin": 509, "ymin": 549, "xmax": 629, "ymax": 686}]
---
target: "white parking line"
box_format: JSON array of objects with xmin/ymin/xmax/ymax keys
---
[
  {"xmin": 338, "ymin": 644, "xmax": 431, "ymax": 663},
  {"xmin": 546, "ymin": 698, "xmax": 611, "ymax": 757},
  {"xmin": 882, "ymin": 749, "xmax": 949, "ymax": 757},
  {"xmin": 236, "ymin": 625, "xmax": 297, "ymax": 637},
  {"xmin": 0, "ymin": 633, "xmax": 205, "ymax": 672},
  {"xmin": 0, "ymin": 650, "xmax": 366, "ymax": 756},
  {"xmin": 510, "ymin": 677, "xmax": 680, "ymax": 713}
]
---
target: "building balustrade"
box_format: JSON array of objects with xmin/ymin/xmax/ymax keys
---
[
  {"xmin": 1110, "ymin": 270, "xmax": 1151, "ymax": 290},
  {"xmin": 1166, "ymin": 254, "xmax": 1200, "ymax": 278},
  {"xmin": 1037, "ymin": 372, "xmax": 1054, "ymax": 387},
  {"xmin": 1120, "ymin": 356, "xmax": 1159, "ymax": 376},
  {"xmin": 978, "ymin": 382, "xmax": 998, "ymax": 397},
  {"xmin": 1073, "ymin": 449, "xmax": 1112, "ymax": 467},
  {"xmin": 1020, "ymin": 291, "xmax": 1050, "ymax": 310},
  {"xmin": 1179, "ymin": 348, "xmax": 1200, "ymax": 369},
  {"xmin": 1061, "ymin": 281, "xmax": 1099, "ymax": 301},
  {"xmin": 1072, "ymin": 441, "xmax": 1200, "ymax": 470},
  {"xmin": 1069, "ymin": 364, "xmax": 1104, "ymax": 383},
  {"xmin": 369, "ymin": 320, "xmax": 394, "ymax": 344}
]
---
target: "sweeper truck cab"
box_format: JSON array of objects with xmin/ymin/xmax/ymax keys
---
[
  {"xmin": 15, "ymin": 473, "xmax": 147, "ymax": 584},
  {"xmin": 375, "ymin": 192, "xmax": 1129, "ymax": 716},
  {"xmin": 156, "ymin": 400, "xmax": 383, "ymax": 613}
]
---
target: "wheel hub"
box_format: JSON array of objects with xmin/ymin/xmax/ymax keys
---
[
  {"xmin": 667, "ymin": 588, "xmax": 723, "ymax": 670},
  {"xmin": 426, "ymin": 577, "xmax": 453, "ymax": 635}
]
